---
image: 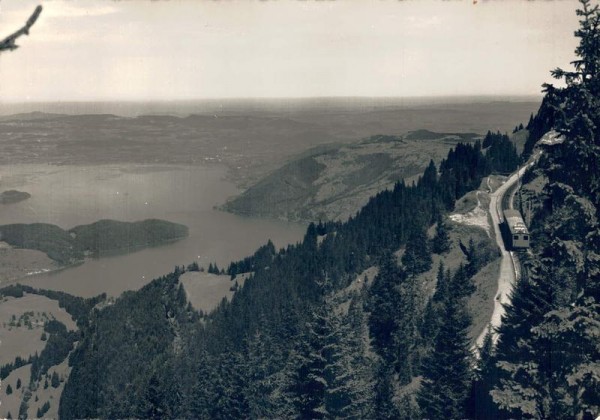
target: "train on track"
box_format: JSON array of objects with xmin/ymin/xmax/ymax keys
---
[{"xmin": 503, "ymin": 209, "xmax": 530, "ymax": 249}]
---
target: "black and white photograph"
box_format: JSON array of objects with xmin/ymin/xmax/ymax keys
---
[{"xmin": 0, "ymin": 0, "xmax": 598, "ymax": 418}]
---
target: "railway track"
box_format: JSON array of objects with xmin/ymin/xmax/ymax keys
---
[{"xmin": 475, "ymin": 157, "xmax": 538, "ymax": 350}]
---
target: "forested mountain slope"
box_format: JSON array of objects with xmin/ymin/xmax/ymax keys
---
[
  {"xmin": 56, "ymin": 130, "xmax": 519, "ymax": 418},
  {"xmin": 223, "ymin": 130, "xmax": 518, "ymax": 222}
]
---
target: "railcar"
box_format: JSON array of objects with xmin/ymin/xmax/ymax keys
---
[{"xmin": 503, "ymin": 209, "xmax": 530, "ymax": 249}]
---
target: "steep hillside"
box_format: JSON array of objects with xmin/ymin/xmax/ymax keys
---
[
  {"xmin": 223, "ymin": 131, "xmax": 481, "ymax": 221},
  {"xmin": 0, "ymin": 132, "xmax": 523, "ymax": 419},
  {"xmin": 57, "ymin": 136, "xmax": 516, "ymax": 419},
  {"xmin": 472, "ymin": 4, "xmax": 600, "ymax": 418}
]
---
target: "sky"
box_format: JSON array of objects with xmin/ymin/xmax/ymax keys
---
[{"xmin": 0, "ymin": 0, "xmax": 583, "ymax": 102}]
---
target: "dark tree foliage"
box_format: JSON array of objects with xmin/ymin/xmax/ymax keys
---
[
  {"xmin": 31, "ymin": 321, "xmax": 79, "ymax": 382},
  {"xmin": 227, "ymin": 240, "xmax": 277, "ymax": 278},
  {"xmin": 417, "ymin": 267, "xmax": 475, "ymax": 420},
  {"xmin": 512, "ymin": 123, "xmax": 525, "ymax": 133},
  {"xmin": 18, "ymin": 394, "xmax": 29, "ymax": 419},
  {"xmin": 439, "ymin": 141, "xmax": 491, "ymax": 208},
  {"xmin": 392, "ymin": 269, "xmax": 423, "ymax": 384},
  {"xmin": 372, "ymin": 363, "xmax": 401, "ymax": 420},
  {"xmin": 523, "ymin": 97, "xmax": 558, "ymax": 158},
  {"xmin": 186, "ymin": 261, "xmax": 199, "ymax": 272},
  {"xmin": 401, "ymin": 227, "xmax": 433, "ymax": 276},
  {"xmin": 207, "ymin": 262, "xmax": 222, "ymax": 274},
  {"xmin": 51, "ymin": 371, "xmax": 60, "ymax": 388},
  {"xmin": 59, "ymin": 273, "xmax": 192, "ymax": 419},
  {"xmin": 0, "ymin": 356, "xmax": 29, "ymax": 381},
  {"xmin": 482, "ymin": 131, "xmax": 520, "ymax": 173},
  {"xmin": 488, "ymin": 2, "xmax": 600, "ymax": 418},
  {"xmin": 58, "ymin": 139, "xmax": 512, "ymax": 419},
  {"xmin": 36, "ymin": 401, "xmax": 50, "ymax": 419},
  {"xmin": 466, "ymin": 326, "xmax": 499, "ymax": 419},
  {"xmin": 0, "ymin": 285, "xmax": 24, "ymax": 298},
  {"xmin": 368, "ymin": 252, "xmax": 406, "ymax": 363},
  {"xmin": 431, "ymin": 214, "xmax": 451, "ymax": 254},
  {"xmin": 543, "ymin": 0, "xmax": 600, "ymax": 207},
  {"xmin": 420, "ymin": 262, "xmax": 451, "ymax": 349},
  {"xmin": 330, "ymin": 293, "xmax": 375, "ymax": 418},
  {"xmin": 287, "ymin": 301, "xmax": 332, "ymax": 419}
]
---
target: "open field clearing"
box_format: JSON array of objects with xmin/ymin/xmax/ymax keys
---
[
  {"xmin": 0, "ymin": 294, "xmax": 76, "ymax": 365},
  {"xmin": 180, "ymin": 272, "xmax": 249, "ymax": 313}
]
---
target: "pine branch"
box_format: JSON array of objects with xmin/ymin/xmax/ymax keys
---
[{"xmin": 0, "ymin": 5, "xmax": 42, "ymax": 53}]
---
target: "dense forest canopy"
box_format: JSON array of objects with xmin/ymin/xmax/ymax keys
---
[{"xmin": 55, "ymin": 135, "xmax": 515, "ymax": 418}]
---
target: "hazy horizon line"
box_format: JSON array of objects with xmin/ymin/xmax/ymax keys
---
[
  {"xmin": 0, "ymin": 94, "xmax": 543, "ymax": 105},
  {"xmin": 0, "ymin": 94, "xmax": 543, "ymax": 119}
]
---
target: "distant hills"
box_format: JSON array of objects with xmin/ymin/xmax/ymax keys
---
[
  {"xmin": 0, "ymin": 111, "xmax": 74, "ymax": 121},
  {"xmin": 0, "ymin": 100, "xmax": 539, "ymax": 187}
]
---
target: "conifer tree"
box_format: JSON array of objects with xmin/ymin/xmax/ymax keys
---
[
  {"xmin": 187, "ymin": 350, "xmax": 217, "ymax": 418},
  {"xmin": 492, "ymin": 299, "xmax": 600, "ymax": 418},
  {"xmin": 368, "ymin": 252, "xmax": 405, "ymax": 361},
  {"xmin": 140, "ymin": 374, "xmax": 172, "ymax": 420},
  {"xmin": 466, "ymin": 326, "xmax": 499, "ymax": 419},
  {"xmin": 401, "ymin": 228, "xmax": 432, "ymax": 276},
  {"xmin": 417, "ymin": 268, "xmax": 474, "ymax": 419},
  {"xmin": 209, "ymin": 351, "xmax": 249, "ymax": 418},
  {"xmin": 50, "ymin": 371, "xmax": 60, "ymax": 388},
  {"xmin": 543, "ymin": 0, "xmax": 600, "ymax": 206},
  {"xmin": 373, "ymin": 362, "xmax": 400, "ymax": 420},
  {"xmin": 324, "ymin": 306, "xmax": 374, "ymax": 418},
  {"xmin": 288, "ymin": 302, "xmax": 332, "ymax": 419},
  {"xmin": 243, "ymin": 326, "xmax": 286, "ymax": 419},
  {"xmin": 317, "ymin": 293, "xmax": 376, "ymax": 418},
  {"xmin": 466, "ymin": 238, "xmax": 481, "ymax": 277},
  {"xmin": 431, "ymin": 214, "xmax": 451, "ymax": 255},
  {"xmin": 420, "ymin": 262, "xmax": 449, "ymax": 347},
  {"xmin": 392, "ymin": 271, "xmax": 424, "ymax": 383}
]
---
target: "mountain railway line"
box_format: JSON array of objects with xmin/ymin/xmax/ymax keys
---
[{"xmin": 475, "ymin": 152, "xmax": 540, "ymax": 350}]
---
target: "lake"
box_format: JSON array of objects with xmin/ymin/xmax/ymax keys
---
[{"xmin": 0, "ymin": 164, "xmax": 306, "ymax": 297}]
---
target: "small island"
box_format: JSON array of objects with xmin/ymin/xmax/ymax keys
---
[
  {"xmin": 0, "ymin": 219, "xmax": 188, "ymax": 265},
  {"xmin": 0, "ymin": 190, "xmax": 31, "ymax": 204}
]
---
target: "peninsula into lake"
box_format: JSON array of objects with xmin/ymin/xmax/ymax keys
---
[{"xmin": 0, "ymin": 219, "xmax": 189, "ymax": 265}]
